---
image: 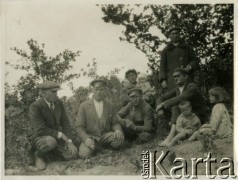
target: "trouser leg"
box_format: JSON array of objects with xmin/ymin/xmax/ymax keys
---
[{"xmin": 33, "ymin": 136, "xmax": 57, "ymax": 157}]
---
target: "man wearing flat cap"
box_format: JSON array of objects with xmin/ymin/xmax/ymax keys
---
[
  {"xmin": 117, "ymin": 87, "xmax": 154, "ymax": 144},
  {"xmin": 120, "ymin": 69, "xmax": 138, "ymax": 106},
  {"xmin": 160, "ymin": 27, "xmax": 199, "ymax": 91},
  {"xmin": 29, "ymin": 81, "xmax": 78, "ymax": 170},
  {"xmin": 76, "ymin": 79, "xmax": 124, "ymax": 159},
  {"xmin": 156, "ymin": 68, "xmax": 208, "ymax": 146}
]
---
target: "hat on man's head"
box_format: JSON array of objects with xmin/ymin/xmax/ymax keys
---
[
  {"xmin": 38, "ymin": 81, "xmax": 61, "ymax": 91},
  {"xmin": 173, "ymin": 67, "xmax": 189, "ymax": 76},
  {"xmin": 90, "ymin": 79, "xmax": 107, "ymax": 87},
  {"xmin": 127, "ymin": 87, "xmax": 142, "ymax": 96},
  {"xmin": 125, "ymin": 69, "xmax": 137, "ymax": 78},
  {"xmin": 166, "ymin": 27, "xmax": 181, "ymax": 37}
]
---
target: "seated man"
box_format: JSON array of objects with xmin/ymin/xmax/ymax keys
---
[
  {"xmin": 156, "ymin": 68, "xmax": 208, "ymax": 146},
  {"xmin": 29, "ymin": 81, "xmax": 78, "ymax": 170},
  {"xmin": 117, "ymin": 88, "xmax": 154, "ymax": 144},
  {"xmin": 76, "ymin": 79, "xmax": 124, "ymax": 159}
]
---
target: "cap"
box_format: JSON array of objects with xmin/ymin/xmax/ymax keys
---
[
  {"xmin": 38, "ymin": 81, "xmax": 61, "ymax": 91},
  {"xmin": 125, "ymin": 69, "xmax": 137, "ymax": 79},
  {"xmin": 173, "ymin": 67, "xmax": 189, "ymax": 76},
  {"xmin": 127, "ymin": 87, "xmax": 142, "ymax": 96},
  {"xmin": 167, "ymin": 27, "xmax": 181, "ymax": 36},
  {"xmin": 90, "ymin": 79, "xmax": 107, "ymax": 87}
]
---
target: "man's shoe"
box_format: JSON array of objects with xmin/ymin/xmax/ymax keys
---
[{"xmin": 35, "ymin": 152, "xmax": 46, "ymax": 170}]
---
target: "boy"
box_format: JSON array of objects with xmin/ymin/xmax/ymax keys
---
[{"xmin": 166, "ymin": 100, "xmax": 201, "ymax": 147}]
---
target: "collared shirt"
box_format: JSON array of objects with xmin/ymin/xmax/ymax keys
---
[
  {"xmin": 93, "ymin": 99, "xmax": 104, "ymax": 119},
  {"xmin": 44, "ymin": 98, "xmax": 54, "ymax": 110},
  {"xmin": 178, "ymin": 86, "xmax": 185, "ymax": 94}
]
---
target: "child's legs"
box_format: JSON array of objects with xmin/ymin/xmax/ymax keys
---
[
  {"xmin": 160, "ymin": 124, "xmax": 176, "ymax": 145},
  {"xmin": 168, "ymin": 132, "xmax": 187, "ymax": 147},
  {"xmin": 187, "ymin": 131, "xmax": 200, "ymax": 142}
]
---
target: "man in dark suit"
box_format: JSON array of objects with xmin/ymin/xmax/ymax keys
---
[
  {"xmin": 76, "ymin": 79, "xmax": 124, "ymax": 159},
  {"xmin": 159, "ymin": 27, "xmax": 199, "ymax": 91},
  {"xmin": 29, "ymin": 81, "xmax": 78, "ymax": 170},
  {"xmin": 156, "ymin": 68, "xmax": 208, "ymax": 146}
]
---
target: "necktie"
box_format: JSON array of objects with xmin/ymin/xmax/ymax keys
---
[{"xmin": 50, "ymin": 103, "xmax": 54, "ymax": 111}]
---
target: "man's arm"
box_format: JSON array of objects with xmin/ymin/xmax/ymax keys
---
[
  {"xmin": 188, "ymin": 46, "xmax": 199, "ymax": 71},
  {"xmin": 59, "ymin": 101, "xmax": 73, "ymax": 140},
  {"xmin": 30, "ymin": 103, "xmax": 58, "ymax": 138},
  {"xmin": 111, "ymin": 104, "xmax": 123, "ymax": 132},
  {"xmin": 117, "ymin": 103, "xmax": 131, "ymax": 124},
  {"xmin": 159, "ymin": 48, "xmax": 167, "ymax": 83},
  {"xmin": 163, "ymin": 83, "xmax": 199, "ymax": 109},
  {"xmin": 75, "ymin": 103, "xmax": 91, "ymax": 142},
  {"xmin": 156, "ymin": 88, "xmax": 177, "ymax": 106}
]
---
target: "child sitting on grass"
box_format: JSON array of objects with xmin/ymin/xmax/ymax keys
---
[
  {"xmin": 190, "ymin": 87, "xmax": 233, "ymax": 152},
  {"xmin": 166, "ymin": 100, "xmax": 201, "ymax": 147}
]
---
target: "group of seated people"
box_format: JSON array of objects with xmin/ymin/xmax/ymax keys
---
[{"xmin": 29, "ymin": 67, "xmax": 233, "ymax": 170}]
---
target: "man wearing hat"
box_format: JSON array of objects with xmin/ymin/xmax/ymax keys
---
[
  {"xmin": 76, "ymin": 79, "xmax": 124, "ymax": 159},
  {"xmin": 156, "ymin": 68, "xmax": 208, "ymax": 146},
  {"xmin": 120, "ymin": 69, "xmax": 138, "ymax": 106},
  {"xmin": 159, "ymin": 27, "xmax": 199, "ymax": 91},
  {"xmin": 117, "ymin": 87, "xmax": 154, "ymax": 144},
  {"xmin": 29, "ymin": 81, "xmax": 78, "ymax": 170}
]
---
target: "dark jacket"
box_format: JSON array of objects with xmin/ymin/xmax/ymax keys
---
[
  {"xmin": 75, "ymin": 99, "xmax": 122, "ymax": 142},
  {"xmin": 29, "ymin": 98, "xmax": 73, "ymax": 142},
  {"xmin": 159, "ymin": 41, "xmax": 199, "ymax": 90},
  {"xmin": 156, "ymin": 82, "xmax": 208, "ymax": 118}
]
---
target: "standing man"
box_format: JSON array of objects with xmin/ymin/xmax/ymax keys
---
[
  {"xmin": 117, "ymin": 88, "xmax": 154, "ymax": 144},
  {"xmin": 120, "ymin": 69, "xmax": 138, "ymax": 106},
  {"xmin": 76, "ymin": 79, "xmax": 124, "ymax": 159},
  {"xmin": 29, "ymin": 81, "xmax": 78, "ymax": 170},
  {"xmin": 160, "ymin": 27, "xmax": 199, "ymax": 90},
  {"xmin": 156, "ymin": 68, "xmax": 208, "ymax": 146}
]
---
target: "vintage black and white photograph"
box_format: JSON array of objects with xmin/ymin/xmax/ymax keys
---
[{"xmin": 1, "ymin": 0, "xmax": 237, "ymax": 178}]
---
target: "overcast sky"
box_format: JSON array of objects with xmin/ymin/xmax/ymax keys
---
[{"xmin": 2, "ymin": 1, "xmax": 163, "ymax": 97}]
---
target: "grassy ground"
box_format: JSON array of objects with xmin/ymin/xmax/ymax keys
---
[{"xmin": 5, "ymin": 136, "xmax": 234, "ymax": 176}]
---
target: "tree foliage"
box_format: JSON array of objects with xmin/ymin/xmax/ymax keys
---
[
  {"xmin": 101, "ymin": 4, "xmax": 233, "ymax": 94},
  {"xmin": 8, "ymin": 39, "xmax": 81, "ymax": 108}
]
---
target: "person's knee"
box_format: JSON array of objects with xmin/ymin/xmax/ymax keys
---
[
  {"xmin": 78, "ymin": 143, "xmax": 93, "ymax": 159},
  {"xmin": 38, "ymin": 136, "xmax": 57, "ymax": 153}
]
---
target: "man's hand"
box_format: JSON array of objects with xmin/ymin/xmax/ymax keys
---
[
  {"xmin": 85, "ymin": 138, "xmax": 95, "ymax": 150},
  {"xmin": 114, "ymin": 130, "xmax": 124, "ymax": 143},
  {"xmin": 67, "ymin": 142, "xmax": 78, "ymax": 155},
  {"xmin": 161, "ymin": 80, "xmax": 168, "ymax": 88},
  {"xmin": 156, "ymin": 103, "xmax": 164, "ymax": 112}
]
